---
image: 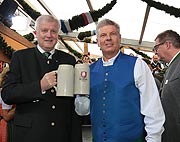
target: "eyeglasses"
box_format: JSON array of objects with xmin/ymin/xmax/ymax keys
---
[{"xmin": 153, "ymin": 42, "xmax": 165, "ymax": 52}]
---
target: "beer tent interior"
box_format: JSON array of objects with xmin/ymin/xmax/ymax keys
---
[{"xmin": 0, "ymin": 0, "xmax": 180, "ymax": 60}]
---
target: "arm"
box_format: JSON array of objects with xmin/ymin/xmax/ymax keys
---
[
  {"xmin": 1, "ymin": 51, "xmax": 43, "ymax": 105},
  {"xmin": 1, "ymin": 95, "xmax": 15, "ymax": 122},
  {"xmin": 134, "ymin": 58, "xmax": 165, "ymax": 142},
  {"xmin": 2, "ymin": 107, "xmax": 15, "ymax": 122}
]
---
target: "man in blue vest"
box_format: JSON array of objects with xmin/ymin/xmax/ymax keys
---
[{"xmin": 90, "ymin": 19, "xmax": 165, "ymax": 142}]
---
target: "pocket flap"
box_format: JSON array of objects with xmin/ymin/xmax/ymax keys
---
[{"xmin": 14, "ymin": 115, "xmax": 32, "ymax": 128}]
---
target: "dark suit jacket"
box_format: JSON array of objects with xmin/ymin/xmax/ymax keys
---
[
  {"xmin": 160, "ymin": 53, "xmax": 180, "ymax": 142},
  {"xmin": 1, "ymin": 47, "xmax": 82, "ymax": 142}
]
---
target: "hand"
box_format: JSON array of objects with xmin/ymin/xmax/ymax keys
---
[{"xmin": 40, "ymin": 71, "xmax": 57, "ymax": 91}]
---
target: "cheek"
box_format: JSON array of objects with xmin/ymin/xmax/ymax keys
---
[
  {"xmin": 115, "ymin": 37, "xmax": 120, "ymax": 44},
  {"xmin": 158, "ymin": 52, "xmax": 164, "ymax": 59},
  {"xmin": 97, "ymin": 40, "xmax": 102, "ymax": 47}
]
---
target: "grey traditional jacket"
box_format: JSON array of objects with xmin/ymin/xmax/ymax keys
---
[{"xmin": 160, "ymin": 53, "xmax": 180, "ymax": 142}]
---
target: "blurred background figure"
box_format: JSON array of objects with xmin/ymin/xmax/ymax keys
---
[
  {"xmin": 142, "ymin": 58, "xmax": 161, "ymax": 90},
  {"xmin": 151, "ymin": 54, "xmax": 162, "ymax": 75},
  {"xmin": 0, "ymin": 64, "xmax": 15, "ymax": 142},
  {"xmin": 81, "ymin": 54, "xmax": 92, "ymax": 64}
]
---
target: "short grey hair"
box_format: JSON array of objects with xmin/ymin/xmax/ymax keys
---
[
  {"xmin": 35, "ymin": 15, "xmax": 60, "ymax": 31},
  {"xmin": 155, "ymin": 30, "xmax": 180, "ymax": 48},
  {"xmin": 96, "ymin": 19, "xmax": 120, "ymax": 36}
]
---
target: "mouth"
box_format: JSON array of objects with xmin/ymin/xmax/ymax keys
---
[
  {"xmin": 44, "ymin": 39, "xmax": 53, "ymax": 43},
  {"xmin": 105, "ymin": 43, "xmax": 113, "ymax": 47}
]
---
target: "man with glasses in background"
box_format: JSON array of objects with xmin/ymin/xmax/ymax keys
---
[{"xmin": 154, "ymin": 30, "xmax": 180, "ymax": 142}]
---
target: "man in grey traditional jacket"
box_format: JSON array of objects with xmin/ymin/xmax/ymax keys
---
[{"xmin": 154, "ymin": 30, "xmax": 180, "ymax": 142}]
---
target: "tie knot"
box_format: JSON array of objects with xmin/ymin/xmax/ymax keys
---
[{"xmin": 43, "ymin": 52, "xmax": 51, "ymax": 58}]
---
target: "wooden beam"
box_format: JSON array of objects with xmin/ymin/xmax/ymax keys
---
[
  {"xmin": 84, "ymin": 42, "xmax": 88, "ymax": 55},
  {"xmin": 37, "ymin": 0, "xmax": 57, "ymax": 18},
  {"xmin": 139, "ymin": 5, "xmax": 151, "ymax": 44},
  {"xmin": 0, "ymin": 22, "xmax": 35, "ymax": 50},
  {"xmin": 86, "ymin": 0, "xmax": 94, "ymax": 11}
]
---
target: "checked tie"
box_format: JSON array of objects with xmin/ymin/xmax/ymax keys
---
[{"xmin": 43, "ymin": 52, "xmax": 51, "ymax": 59}]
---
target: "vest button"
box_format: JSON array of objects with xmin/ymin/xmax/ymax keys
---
[{"xmin": 102, "ymin": 97, "xmax": 106, "ymax": 100}]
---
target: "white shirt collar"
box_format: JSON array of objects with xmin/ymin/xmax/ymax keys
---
[
  {"xmin": 37, "ymin": 45, "xmax": 55, "ymax": 58},
  {"xmin": 168, "ymin": 50, "xmax": 180, "ymax": 66},
  {"xmin": 102, "ymin": 50, "xmax": 120, "ymax": 66}
]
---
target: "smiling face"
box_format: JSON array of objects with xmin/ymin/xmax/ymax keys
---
[
  {"xmin": 35, "ymin": 16, "xmax": 60, "ymax": 52},
  {"xmin": 97, "ymin": 25, "xmax": 121, "ymax": 61}
]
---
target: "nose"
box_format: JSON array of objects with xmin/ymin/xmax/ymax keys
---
[
  {"xmin": 106, "ymin": 34, "xmax": 112, "ymax": 40},
  {"xmin": 46, "ymin": 31, "xmax": 53, "ymax": 37}
]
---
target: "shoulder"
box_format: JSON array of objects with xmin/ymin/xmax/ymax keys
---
[
  {"xmin": 10, "ymin": 48, "xmax": 36, "ymax": 62},
  {"xmin": 121, "ymin": 53, "xmax": 137, "ymax": 60},
  {"xmin": 55, "ymin": 49, "xmax": 73, "ymax": 56},
  {"xmin": 90, "ymin": 58, "xmax": 101, "ymax": 68},
  {"xmin": 118, "ymin": 53, "xmax": 138, "ymax": 66},
  {"xmin": 56, "ymin": 50, "xmax": 75, "ymax": 59},
  {"xmin": 13, "ymin": 47, "xmax": 36, "ymax": 56},
  {"xmin": 55, "ymin": 49, "xmax": 76, "ymax": 64}
]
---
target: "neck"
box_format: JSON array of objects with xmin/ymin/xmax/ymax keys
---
[{"xmin": 103, "ymin": 51, "xmax": 119, "ymax": 62}]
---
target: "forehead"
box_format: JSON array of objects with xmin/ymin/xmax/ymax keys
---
[
  {"xmin": 38, "ymin": 20, "xmax": 59, "ymax": 29},
  {"xmin": 98, "ymin": 25, "xmax": 117, "ymax": 33}
]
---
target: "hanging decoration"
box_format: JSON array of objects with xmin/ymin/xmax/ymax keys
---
[
  {"xmin": 77, "ymin": 30, "xmax": 96, "ymax": 41},
  {"xmin": 141, "ymin": 0, "xmax": 180, "ymax": 18},
  {"xmin": 59, "ymin": 36, "xmax": 82, "ymax": 59},
  {"xmin": 15, "ymin": 0, "xmax": 117, "ymax": 33},
  {"xmin": 16, "ymin": 0, "xmax": 41, "ymax": 20},
  {"xmin": 23, "ymin": 33, "xmax": 34, "ymax": 41},
  {"xmin": 61, "ymin": 0, "xmax": 117, "ymax": 33},
  {"xmin": 127, "ymin": 46, "xmax": 151, "ymax": 59},
  {"xmin": 83, "ymin": 38, "xmax": 97, "ymax": 44},
  {"xmin": 0, "ymin": 34, "xmax": 15, "ymax": 59}
]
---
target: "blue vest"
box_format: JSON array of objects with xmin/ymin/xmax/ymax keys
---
[{"xmin": 90, "ymin": 53, "xmax": 145, "ymax": 142}]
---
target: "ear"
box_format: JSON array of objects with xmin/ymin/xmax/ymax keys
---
[
  {"xmin": 96, "ymin": 38, "xmax": 100, "ymax": 48},
  {"xmin": 119, "ymin": 34, "xmax": 121, "ymax": 41},
  {"xmin": 166, "ymin": 41, "xmax": 171, "ymax": 50}
]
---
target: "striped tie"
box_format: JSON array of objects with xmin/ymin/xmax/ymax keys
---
[{"xmin": 43, "ymin": 52, "xmax": 51, "ymax": 58}]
